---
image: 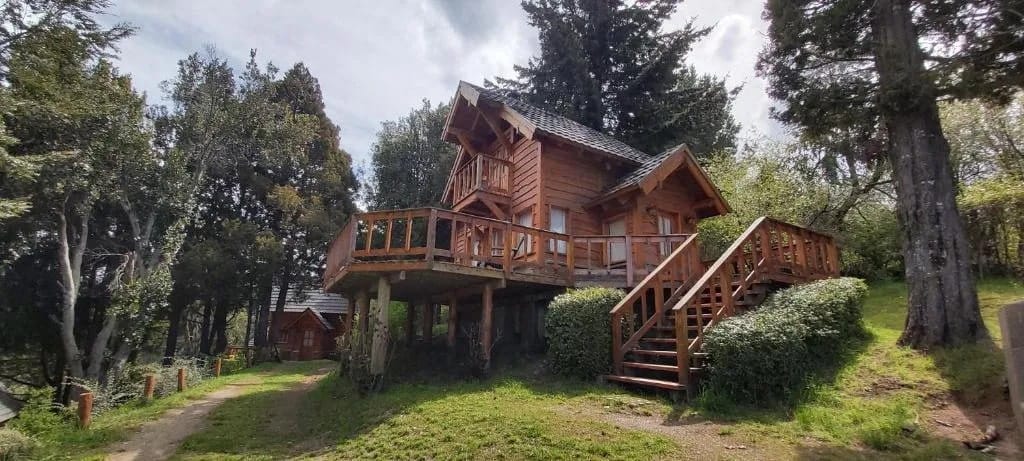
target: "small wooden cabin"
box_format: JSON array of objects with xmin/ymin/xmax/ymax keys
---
[
  {"xmin": 324, "ymin": 82, "xmax": 839, "ymax": 393},
  {"xmin": 271, "ymin": 288, "xmax": 348, "ymax": 361}
]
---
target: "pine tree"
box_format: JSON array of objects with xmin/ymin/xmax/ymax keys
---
[
  {"xmin": 759, "ymin": 0, "xmax": 1024, "ymax": 348},
  {"xmin": 495, "ymin": 0, "xmax": 739, "ymax": 155}
]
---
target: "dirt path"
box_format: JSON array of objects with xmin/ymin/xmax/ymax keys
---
[{"xmin": 106, "ymin": 366, "xmax": 331, "ymax": 461}]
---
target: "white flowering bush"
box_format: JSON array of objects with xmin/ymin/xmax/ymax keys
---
[{"xmin": 702, "ymin": 277, "xmax": 868, "ymax": 402}]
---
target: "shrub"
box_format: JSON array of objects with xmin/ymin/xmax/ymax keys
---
[
  {"xmin": 545, "ymin": 287, "xmax": 625, "ymax": 379},
  {"xmin": 0, "ymin": 428, "xmax": 35, "ymax": 461},
  {"xmin": 702, "ymin": 277, "xmax": 868, "ymax": 403}
]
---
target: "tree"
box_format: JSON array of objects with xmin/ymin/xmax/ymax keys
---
[
  {"xmin": 759, "ymin": 0, "xmax": 1024, "ymax": 347},
  {"xmin": 368, "ymin": 100, "xmax": 456, "ymax": 209},
  {"xmin": 495, "ymin": 0, "xmax": 739, "ymax": 155}
]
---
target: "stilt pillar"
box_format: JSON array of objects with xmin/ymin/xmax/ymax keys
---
[
  {"xmin": 481, "ymin": 283, "xmax": 494, "ymax": 363},
  {"xmin": 356, "ymin": 289, "xmax": 370, "ymax": 336},
  {"xmin": 447, "ymin": 296, "xmax": 458, "ymax": 349},
  {"xmin": 422, "ymin": 301, "xmax": 434, "ymax": 341},
  {"xmin": 370, "ymin": 277, "xmax": 391, "ymax": 375},
  {"xmin": 405, "ymin": 301, "xmax": 416, "ymax": 344}
]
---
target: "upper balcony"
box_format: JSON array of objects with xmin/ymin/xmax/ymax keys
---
[
  {"xmin": 323, "ymin": 207, "xmax": 697, "ymax": 299},
  {"xmin": 451, "ymin": 154, "xmax": 511, "ymax": 215}
]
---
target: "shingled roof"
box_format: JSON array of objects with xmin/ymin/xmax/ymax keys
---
[
  {"xmin": 603, "ymin": 144, "xmax": 681, "ymax": 196},
  {"xmin": 269, "ymin": 287, "xmax": 348, "ymax": 315},
  {"xmin": 460, "ymin": 82, "xmax": 651, "ymax": 164}
]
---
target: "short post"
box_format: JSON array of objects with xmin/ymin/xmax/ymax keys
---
[
  {"xmin": 143, "ymin": 374, "xmax": 156, "ymax": 401},
  {"xmin": 214, "ymin": 358, "xmax": 223, "ymax": 377},
  {"xmin": 177, "ymin": 367, "xmax": 186, "ymax": 392},
  {"xmin": 999, "ymin": 301, "xmax": 1024, "ymax": 438},
  {"xmin": 77, "ymin": 392, "xmax": 93, "ymax": 429}
]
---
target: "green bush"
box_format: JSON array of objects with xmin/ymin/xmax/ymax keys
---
[
  {"xmin": 702, "ymin": 277, "xmax": 868, "ymax": 403},
  {"xmin": 0, "ymin": 428, "xmax": 36, "ymax": 461},
  {"xmin": 545, "ymin": 287, "xmax": 625, "ymax": 379}
]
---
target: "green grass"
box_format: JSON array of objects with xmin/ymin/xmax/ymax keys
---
[
  {"xmin": 690, "ymin": 277, "xmax": 1024, "ymax": 458},
  {"xmin": 13, "ymin": 361, "xmax": 325, "ymax": 461},
  {"xmin": 176, "ymin": 372, "xmax": 679, "ymax": 460}
]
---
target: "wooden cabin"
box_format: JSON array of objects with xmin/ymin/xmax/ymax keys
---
[
  {"xmin": 270, "ymin": 288, "xmax": 348, "ymax": 361},
  {"xmin": 324, "ymin": 81, "xmax": 839, "ymax": 393}
]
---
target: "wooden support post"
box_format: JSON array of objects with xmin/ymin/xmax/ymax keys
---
[
  {"xmin": 370, "ymin": 276, "xmax": 391, "ymax": 375},
  {"xmin": 177, "ymin": 368, "xmax": 186, "ymax": 392},
  {"xmin": 447, "ymin": 296, "xmax": 458, "ymax": 349},
  {"xmin": 356, "ymin": 289, "xmax": 370, "ymax": 336},
  {"xmin": 422, "ymin": 301, "xmax": 434, "ymax": 341},
  {"xmin": 406, "ymin": 301, "xmax": 416, "ymax": 344},
  {"xmin": 143, "ymin": 374, "xmax": 156, "ymax": 401},
  {"xmin": 481, "ymin": 283, "xmax": 494, "ymax": 364},
  {"xmin": 77, "ymin": 391, "xmax": 93, "ymax": 429},
  {"xmin": 344, "ymin": 295, "xmax": 355, "ymax": 334},
  {"xmin": 214, "ymin": 358, "xmax": 222, "ymax": 377}
]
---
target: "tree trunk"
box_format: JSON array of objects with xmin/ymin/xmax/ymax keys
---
[
  {"xmin": 271, "ymin": 262, "xmax": 291, "ymax": 343},
  {"xmin": 211, "ymin": 296, "xmax": 230, "ymax": 355},
  {"xmin": 199, "ymin": 300, "xmax": 213, "ymax": 355},
  {"xmin": 873, "ymin": 0, "xmax": 988, "ymax": 348},
  {"xmin": 56, "ymin": 207, "xmax": 88, "ymax": 379},
  {"xmin": 253, "ymin": 273, "xmax": 274, "ymax": 359},
  {"xmin": 244, "ymin": 288, "xmax": 256, "ymax": 365},
  {"xmin": 163, "ymin": 298, "xmax": 186, "ymax": 365}
]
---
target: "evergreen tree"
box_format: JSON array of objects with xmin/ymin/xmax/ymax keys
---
[
  {"xmin": 759, "ymin": 0, "xmax": 1024, "ymax": 348},
  {"xmin": 368, "ymin": 100, "xmax": 457, "ymax": 209},
  {"xmin": 495, "ymin": 0, "xmax": 739, "ymax": 155}
]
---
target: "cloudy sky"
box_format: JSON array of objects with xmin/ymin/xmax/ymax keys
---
[{"xmin": 102, "ymin": 0, "xmax": 783, "ymax": 165}]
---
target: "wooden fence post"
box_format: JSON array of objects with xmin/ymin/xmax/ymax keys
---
[
  {"xmin": 143, "ymin": 374, "xmax": 156, "ymax": 401},
  {"xmin": 214, "ymin": 358, "xmax": 223, "ymax": 377},
  {"xmin": 77, "ymin": 391, "xmax": 93, "ymax": 429},
  {"xmin": 177, "ymin": 368, "xmax": 186, "ymax": 392}
]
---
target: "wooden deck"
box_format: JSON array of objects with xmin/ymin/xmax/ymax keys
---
[{"xmin": 323, "ymin": 207, "xmax": 694, "ymax": 299}]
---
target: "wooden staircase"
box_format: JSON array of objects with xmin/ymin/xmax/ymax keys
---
[{"xmin": 605, "ymin": 217, "xmax": 840, "ymax": 394}]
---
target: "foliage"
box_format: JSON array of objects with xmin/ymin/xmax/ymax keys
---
[
  {"xmin": 545, "ymin": 287, "xmax": 624, "ymax": 379},
  {"xmin": 0, "ymin": 427, "xmax": 35, "ymax": 461},
  {"xmin": 367, "ymin": 99, "xmax": 456, "ymax": 209},
  {"xmin": 702, "ymin": 278, "xmax": 868, "ymax": 403},
  {"xmin": 959, "ymin": 176, "xmax": 1024, "ymax": 277},
  {"xmin": 495, "ymin": 0, "xmax": 738, "ymax": 155}
]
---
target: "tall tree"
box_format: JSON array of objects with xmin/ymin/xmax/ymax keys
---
[
  {"xmin": 368, "ymin": 100, "xmax": 456, "ymax": 209},
  {"xmin": 495, "ymin": 0, "xmax": 739, "ymax": 155},
  {"xmin": 759, "ymin": 0, "xmax": 1024, "ymax": 347}
]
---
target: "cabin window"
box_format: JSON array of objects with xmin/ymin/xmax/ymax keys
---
[
  {"xmin": 548, "ymin": 207, "xmax": 568, "ymax": 254},
  {"xmin": 607, "ymin": 217, "xmax": 626, "ymax": 264},
  {"xmin": 657, "ymin": 212, "xmax": 676, "ymax": 256},
  {"xmin": 302, "ymin": 330, "xmax": 314, "ymax": 347},
  {"xmin": 514, "ymin": 210, "xmax": 533, "ymax": 256}
]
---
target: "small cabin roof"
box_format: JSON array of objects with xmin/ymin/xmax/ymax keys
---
[
  {"xmin": 269, "ymin": 287, "xmax": 348, "ymax": 315},
  {"xmin": 593, "ymin": 143, "xmax": 731, "ymax": 217},
  {"xmin": 0, "ymin": 385, "xmax": 23, "ymax": 424},
  {"xmin": 281, "ymin": 307, "xmax": 335, "ymax": 332},
  {"xmin": 454, "ymin": 82, "xmax": 651, "ymax": 164}
]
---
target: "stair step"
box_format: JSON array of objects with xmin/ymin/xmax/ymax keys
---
[
  {"xmin": 622, "ymin": 362, "xmax": 679, "ymax": 372},
  {"xmin": 640, "ymin": 338, "xmax": 676, "ymax": 344},
  {"xmin": 691, "ymin": 352, "xmax": 709, "ymax": 358},
  {"xmin": 604, "ymin": 375, "xmax": 686, "ymax": 391},
  {"xmin": 630, "ymin": 349, "xmax": 677, "ymax": 357}
]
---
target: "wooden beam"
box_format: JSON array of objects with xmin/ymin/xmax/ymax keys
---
[
  {"xmin": 370, "ymin": 277, "xmax": 391, "ymax": 375},
  {"xmin": 422, "ymin": 301, "xmax": 434, "ymax": 341},
  {"xmin": 447, "ymin": 296, "xmax": 458, "ymax": 349},
  {"xmin": 344, "ymin": 294, "xmax": 355, "ymax": 334},
  {"xmin": 481, "ymin": 282, "xmax": 494, "ymax": 365},
  {"xmin": 477, "ymin": 107, "xmax": 512, "ymax": 153}
]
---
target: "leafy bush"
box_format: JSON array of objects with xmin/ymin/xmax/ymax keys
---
[
  {"xmin": 702, "ymin": 277, "xmax": 868, "ymax": 402},
  {"xmin": 545, "ymin": 287, "xmax": 625, "ymax": 379},
  {"xmin": 0, "ymin": 428, "xmax": 35, "ymax": 461}
]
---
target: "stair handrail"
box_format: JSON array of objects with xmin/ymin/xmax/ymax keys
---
[
  {"xmin": 610, "ymin": 233, "xmax": 700, "ymax": 375},
  {"xmin": 668, "ymin": 216, "xmax": 840, "ymax": 384}
]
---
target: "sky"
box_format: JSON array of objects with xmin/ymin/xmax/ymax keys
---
[{"xmin": 101, "ymin": 0, "xmax": 785, "ymax": 166}]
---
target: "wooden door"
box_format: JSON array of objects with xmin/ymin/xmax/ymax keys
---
[{"xmin": 299, "ymin": 329, "xmax": 315, "ymax": 360}]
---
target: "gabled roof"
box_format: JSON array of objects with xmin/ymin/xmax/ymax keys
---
[
  {"xmin": 269, "ymin": 287, "xmax": 348, "ymax": 315},
  {"xmin": 455, "ymin": 82, "xmax": 651, "ymax": 164},
  {"xmin": 282, "ymin": 307, "xmax": 335, "ymax": 332},
  {"xmin": 594, "ymin": 143, "xmax": 731, "ymax": 217},
  {"xmin": 0, "ymin": 385, "xmax": 23, "ymax": 424}
]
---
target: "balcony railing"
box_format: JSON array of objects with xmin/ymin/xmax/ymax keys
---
[
  {"xmin": 452, "ymin": 154, "xmax": 511, "ymax": 205},
  {"xmin": 324, "ymin": 207, "xmax": 696, "ymax": 290}
]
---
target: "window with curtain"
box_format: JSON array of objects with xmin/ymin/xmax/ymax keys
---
[
  {"xmin": 549, "ymin": 207, "xmax": 567, "ymax": 254},
  {"xmin": 514, "ymin": 210, "xmax": 533, "ymax": 256}
]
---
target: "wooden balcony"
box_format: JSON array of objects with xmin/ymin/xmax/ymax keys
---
[
  {"xmin": 451, "ymin": 154, "xmax": 511, "ymax": 211},
  {"xmin": 323, "ymin": 207, "xmax": 695, "ymax": 298}
]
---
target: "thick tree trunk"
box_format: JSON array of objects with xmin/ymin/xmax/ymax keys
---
[
  {"xmin": 873, "ymin": 0, "xmax": 988, "ymax": 348},
  {"xmin": 271, "ymin": 272, "xmax": 290, "ymax": 343},
  {"xmin": 244, "ymin": 288, "xmax": 256, "ymax": 365},
  {"xmin": 163, "ymin": 299, "xmax": 185, "ymax": 364},
  {"xmin": 253, "ymin": 274, "xmax": 273, "ymax": 357},
  {"xmin": 211, "ymin": 296, "xmax": 229, "ymax": 355},
  {"xmin": 56, "ymin": 207, "xmax": 88, "ymax": 379},
  {"xmin": 199, "ymin": 300, "xmax": 213, "ymax": 355}
]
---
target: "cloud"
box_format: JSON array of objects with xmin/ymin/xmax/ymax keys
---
[{"xmin": 101, "ymin": 0, "xmax": 785, "ymax": 164}]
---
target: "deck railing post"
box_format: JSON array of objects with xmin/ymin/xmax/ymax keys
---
[
  {"xmin": 426, "ymin": 209, "xmax": 438, "ymax": 263},
  {"xmin": 624, "ymin": 235, "xmax": 634, "ymax": 286}
]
